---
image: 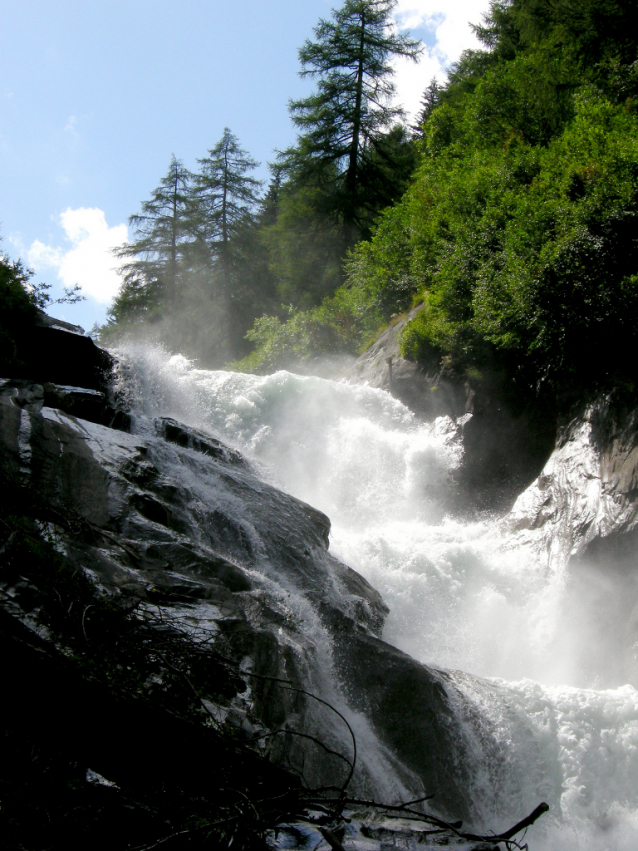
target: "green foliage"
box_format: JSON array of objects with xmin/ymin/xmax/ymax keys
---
[
  {"xmin": 234, "ymin": 308, "xmax": 342, "ymax": 375},
  {"xmin": 288, "ymin": 0, "xmax": 638, "ymax": 398},
  {"xmin": 260, "ymin": 178, "xmax": 349, "ymax": 309},
  {"xmin": 350, "ymin": 90, "xmax": 638, "ymax": 392},
  {"xmin": 194, "ymin": 129, "xmax": 262, "ymax": 252},
  {"xmin": 114, "ymin": 154, "xmax": 193, "ymax": 310}
]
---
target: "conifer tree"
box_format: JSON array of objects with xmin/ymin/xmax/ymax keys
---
[
  {"xmin": 112, "ymin": 155, "xmax": 193, "ymax": 323},
  {"xmin": 192, "ymin": 129, "xmax": 262, "ymax": 296},
  {"xmin": 411, "ymin": 78, "xmax": 441, "ymax": 136},
  {"xmin": 189, "ymin": 129, "xmax": 263, "ymax": 355},
  {"xmin": 285, "ymin": 0, "xmax": 421, "ymax": 227}
]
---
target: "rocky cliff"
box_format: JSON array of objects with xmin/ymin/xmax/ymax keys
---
[
  {"xmin": 346, "ymin": 310, "xmax": 557, "ymax": 514},
  {"xmin": 0, "ymin": 319, "xmax": 531, "ymax": 848}
]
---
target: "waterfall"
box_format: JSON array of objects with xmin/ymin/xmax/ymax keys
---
[{"xmin": 118, "ymin": 345, "xmax": 638, "ymax": 850}]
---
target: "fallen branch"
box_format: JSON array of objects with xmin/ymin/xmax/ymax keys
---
[
  {"xmin": 299, "ymin": 793, "xmax": 548, "ymax": 849},
  {"xmin": 461, "ymin": 801, "xmax": 550, "ymax": 843}
]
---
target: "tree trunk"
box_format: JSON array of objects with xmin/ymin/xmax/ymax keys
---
[{"xmin": 345, "ymin": 10, "xmax": 366, "ymax": 225}]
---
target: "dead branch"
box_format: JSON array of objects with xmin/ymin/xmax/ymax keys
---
[
  {"xmin": 231, "ymin": 667, "xmax": 357, "ymax": 797},
  {"xmin": 319, "ymin": 826, "xmax": 346, "ymax": 851},
  {"xmin": 461, "ymin": 801, "xmax": 550, "ymax": 843},
  {"xmin": 248, "ymin": 728, "xmax": 353, "ymax": 772}
]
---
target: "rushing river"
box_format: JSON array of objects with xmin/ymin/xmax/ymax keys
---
[{"xmin": 121, "ymin": 346, "xmax": 638, "ymax": 851}]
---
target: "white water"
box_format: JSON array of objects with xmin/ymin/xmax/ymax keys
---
[{"xmin": 120, "ymin": 347, "xmax": 638, "ymax": 850}]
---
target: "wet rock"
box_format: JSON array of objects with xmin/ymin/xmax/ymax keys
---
[
  {"xmin": 346, "ymin": 312, "xmax": 557, "ymax": 514},
  {"xmin": 157, "ymin": 416, "xmax": 247, "ymax": 468},
  {"xmin": 0, "ymin": 373, "xmax": 499, "ymax": 824},
  {"xmin": 345, "ymin": 307, "xmax": 467, "ymax": 421},
  {"xmin": 506, "ymin": 392, "xmax": 638, "ymax": 563},
  {"xmin": 502, "ymin": 391, "xmax": 638, "ymax": 686}
]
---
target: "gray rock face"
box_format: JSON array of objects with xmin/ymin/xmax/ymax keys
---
[
  {"xmin": 502, "ymin": 392, "xmax": 638, "ymax": 686},
  {"xmin": 0, "ymin": 365, "xmax": 503, "ymax": 824},
  {"xmin": 506, "ymin": 394, "xmax": 638, "ymax": 562},
  {"xmin": 345, "ymin": 307, "xmax": 467, "ymax": 421},
  {"xmin": 346, "ymin": 313, "xmax": 557, "ymax": 513}
]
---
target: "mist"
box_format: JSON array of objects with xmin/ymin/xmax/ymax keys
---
[
  {"xmin": 114, "ymin": 344, "xmax": 636, "ymax": 691},
  {"xmin": 109, "ymin": 344, "xmax": 638, "ymax": 850}
]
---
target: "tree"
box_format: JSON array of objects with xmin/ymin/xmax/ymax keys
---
[
  {"xmin": 285, "ymin": 0, "xmax": 422, "ymax": 229},
  {"xmin": 192, "ymin": 129, "xmax": 262, "ymax": 302},
  {"xmin": 411, "ymin": 79, "xmax": 441, "ymax": 136},
  {"xmin": 112, "ymin": 155, "xmax": 193, "ymax": 325}
]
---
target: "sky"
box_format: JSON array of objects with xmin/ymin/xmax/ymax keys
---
[{"xmin": 1, "ymin": 0, "xmax": 491, "ymax": 331}]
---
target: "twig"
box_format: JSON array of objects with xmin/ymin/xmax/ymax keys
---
[
  {"xmin": 231, "ymin": 667, "xmax": 357, "ymax": 798},
  {"xmin": 0, "ymin": 530, "xmax": 17, "ymax": 557},
  {"xmin": 319, "ymin": 826, "xmax": 346, "ymax": 851},
  {"xmin": 81, "ymin": 605, "xmax": 94, "ymax": 641},
  {"xmin": 156, "ymin": 651, "xmax": 221, "ymax": 730},
  {"xmin": 249, "ymin": 728, "xmax": 353, "ymax": 771},
  {"xmin": 464, "ymin": 802, "xmax": 550, "ymax": 843},
  {"xmin": 127, "ymin": 815, "xmax": 239, "ymax": 851}
]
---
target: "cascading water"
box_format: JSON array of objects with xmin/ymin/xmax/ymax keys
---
[{"xmin": 119, "ymin": 345, "xmax": 638, "ymax": 850}]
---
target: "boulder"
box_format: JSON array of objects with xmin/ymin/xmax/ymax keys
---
[
  {"xmin": 504, "ymin": 390, "xmax": 638, "ymax": 685},
  {"xmin": 8, "ymin": 310, "xmax": 115, "ymax": 392},
  {"xmin": 346, "ymin": 312, "xmax": 557, "ymax": 514},
  {"xmin": 0, "ymin": 372, "xmax": 502, "ymax": 823}
]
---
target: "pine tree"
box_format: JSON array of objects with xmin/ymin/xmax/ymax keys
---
[
  {"xmin": 189, "ymin": 129, "xmax": 263, "ymax": 355},
  {"xmin": 285, "ymin": 0, "xmax": 421, "ymax": 227}
]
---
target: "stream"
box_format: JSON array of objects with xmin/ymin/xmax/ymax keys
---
[{"xmin": 121, "ymin": 346, "xmax": 638, "ymax": 851}]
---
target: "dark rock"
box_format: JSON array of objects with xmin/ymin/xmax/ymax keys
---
[
  {"xmin": 453, "ymin": 376, "xmax": 558, "ymax": 514},
  {"xmin": 157, "ymin": 416, "xmax": 248, "ymax": 468},
  {"xmin": 7, "ymin": 310, "xmax": 116, "ymax": 392},
  {"xmin": 0, "ymin": 374, "xmax": 505, "ymax": 824}
]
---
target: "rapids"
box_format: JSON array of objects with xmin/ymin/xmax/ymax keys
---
[{"xmin": 119, "ymin": 346, "xmax": 638, "ymax": 851}]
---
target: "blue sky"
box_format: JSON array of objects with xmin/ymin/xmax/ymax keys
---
[{"xmin": 1, "ymin": 0, "xmax": 489, "ymax": 331}]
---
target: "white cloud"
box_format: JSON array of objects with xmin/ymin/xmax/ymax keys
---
[
  {"xmin": 64, "ymin": 115, "xmax": 78, "ymax": 135},
  {"xmin": 27, "ymin": 208, "xmax": 128, "ymax": 304},
  {"xmin": 393, "ymin": 0, "xmax": 492, "ymax": 118}
]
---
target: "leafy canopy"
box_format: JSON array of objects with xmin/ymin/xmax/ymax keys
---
[{"xmin": 240, "ymin": 0, "xmax": 638, "ymax": 395}]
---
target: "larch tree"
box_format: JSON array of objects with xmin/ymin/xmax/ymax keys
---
[
  {"xmin": 286, "ymin": 0, "xmax": 422, "ymax": 228},
  {"xmin": 193, "ymin": 129, "xmax": 262, "ymax": 299},
  {"xmin": 411, "ymin": 78, "xmax": 442, "ymax": 136},
  {"xmin": 185, "ymin": 129, "xmax": 263, "ymax": 358},
  {"xmin": 111, "ymin": 155, "xmax": 193, "ymax": 325}
]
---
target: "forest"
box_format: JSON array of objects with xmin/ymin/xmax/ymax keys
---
[
  {"xmin": 3, "ymin": 0, "xmax": 638, "ymax": 402},
  {"xmin": 94, "ymin": 0, "xmax": 638, "ymax": 412}
]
